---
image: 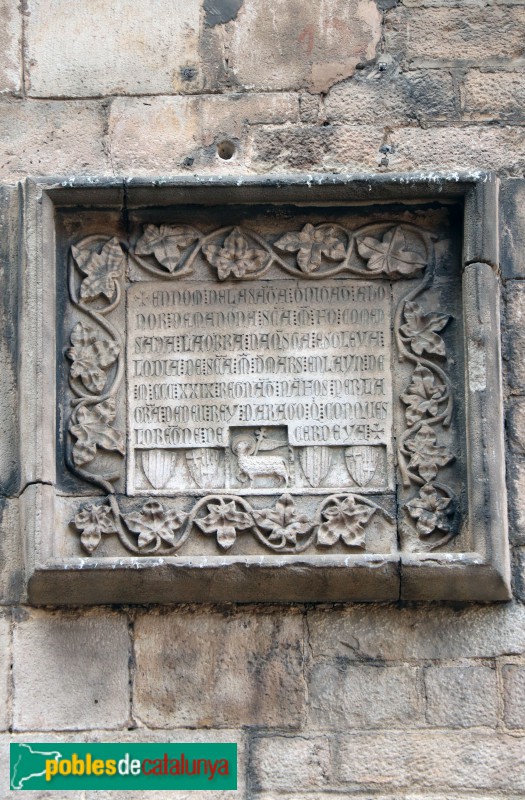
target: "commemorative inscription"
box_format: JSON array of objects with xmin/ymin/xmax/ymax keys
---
[
  {"xmin": 128, "ymin": 280, "xmax": 392, "ymax": 495},
  {"xmin": 60, "ymin": 206, "xmax": 469, "ymax": 565}
]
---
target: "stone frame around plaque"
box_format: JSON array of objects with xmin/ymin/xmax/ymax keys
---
[{"xmin": 19, "ymin": 173, "xmax": 510, "ymax": 603}]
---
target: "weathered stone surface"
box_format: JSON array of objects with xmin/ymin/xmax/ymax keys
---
[
  {"xmin": 391, "ymin": 126, "xmax": 525, "ymax": 172},
  {"xmin": 0, "ymin": 99, "xmax": 108, "ymax": 180},
  {"xmin": 386, "ymin": 7, "xmax": 525, "ymax": 63},
  {"xmin": 326, "ymin": 70, "xmax": 456, "ymax": 125},
  {"xmin": 506, "ymin": 282, "xmax": 525, "ymax": 391},
  {"xmin": 25, "ymin": 0, "xmax": 201, "ymax": 97},
  {"xmin": 0, "ymin": 185, "xmax": 19, "ymax": 496},
  {"xmin": 210, "ymin": 0, "xmax": 381, "ymax": 93},
  {"xmin": 13, "ymin": 610, "xmax": 130, "ymax": 730},
  {"xmin": 250, "ymin": 735, "xmax": 331, "ymax": 792},
  {"xmin": 249, "ymin": 123, "xmax": 525, "ymax": 172},
  {"xmin": 506, "ymin": 457, "xmax": 525, "ymax": 545},
  {"xmin": 108, "ymin": 93, "xmax": 298, "ymax": 174},
  {"xmin": 0, "ymin": 498, "xmax": 23, "ymax": 605},
  {"xmin": 307, "ymin": 603, "xmax": 525, "ymax": 661},
  {"xmin": 508, "ymin": 399, "xmax": 525, "ymax": 453},
  {"xmin": 0, "ymin": 615, "xmax": 10, "ymax": 731},
  {"xmin": 309, "ymin": 662, "xmax": 422, "ymax": 729},
  {"xmin": 500, "ymin": 179, "xmax": 525, "ymax": 278},
  {"xmin": 0, "ymin": 0, "xmax": 21, "ymax": 94},
  {"xmin": 134, "ymin": 609, "xmax": 305, "ymax": 728},
  {"xmin": 424, "ymin": 665, "xmax": 498, "ymax": 728},
  {"xmin": 249, "ymin": 124, "xmax": 383, "ymax": 171},
  {"xmin": 502, "ymin": 663, "xmax": 525, "ymax": 729},
  {"xmin": 464, "ymin": 71, "xmax": 525, "ymax": 120},
  {"xmin": 336, "ymin": 731, "xmax": 525, "ymax": 791}
]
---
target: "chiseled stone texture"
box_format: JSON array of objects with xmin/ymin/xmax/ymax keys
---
[
  {"xmin": 307, "ymin": 604, "xmax": 525, "ymax": 661},
  {"xmin": 12, "ymin": 610, "xmax": 130, "ymax": 730},
  {"xmin": 385, "ymin": 6, "xmax": 525, "ymax": 63},
  {"xmin": 308, "ymin": 662, "xmax": 423, "ymax": 729},
  {"xmin": 0, "ymin": 0, "xmax": 21, "ymax": 94},
  {"xmin": 424, "ymin": 665, "xmax": 498, "ymax": 728},
  {"xmin": 134, "ymin": 608, "xmax": 305, "ymax": 728},
  {"xmin": 108, "ymin": 93, "xmax": 298, "ymax": 174},
  {"xmin": 25, "ymin": 0, "xmax": 201, "ymax": 97},
  {"xmin": 250, "ymin": 735, "xmax": 331, "ymax": 793},
  {"xmin": 0, "ymin": 99, "xmax": 108, "ymax": 180},
  {"xmin": 503, "ymin": 664, "xmax": 525, "ymax": 729},
  {"xmin": 501, "ymin": 179, "xmax": 525, "ymax": 278},
  {"xmin": 463, "ymin": 70, "xmax": 525, "ymax": 120},
  {"xmin": 506, "ymin": 281, "xmax": 525, "ymax": 392},
  {"xmin": 326, "ymin": 70, "xmax": 457, "ymax": 125},
  {"xmin": 336, "ymin": 731, "xmax": 525, "ymax": 792},
  {"xmin": 0, "ymin": 615, "xmax": 10, "ymax": 731},
  {"xmin": 220, "ymin": 0, "xmax": 381, "ymax": 93}
]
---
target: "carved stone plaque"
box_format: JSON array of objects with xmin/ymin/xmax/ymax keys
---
[{"xmin": 20, "ymin": 175, "xmax": 511, "ymax": 602}]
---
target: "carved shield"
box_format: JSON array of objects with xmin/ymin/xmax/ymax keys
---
[
  {"xmin": 300, "ymin": 446, "xmax": 332, "ymax": 487},
  {"xmin": 141, "ymin": 449, "xmax": 177, "ymax": 490},
  {"xmin": 345, "ymin": 446, "xmax": 381, "ymax": 487},
  {"xmin": 186, "ymin": 448, "xmax": 222, "ymax": 488}
]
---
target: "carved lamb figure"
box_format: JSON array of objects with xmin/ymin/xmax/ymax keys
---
[{"xmin": 235, "ymin": 441, "xmax": 290, "ymax": 487}]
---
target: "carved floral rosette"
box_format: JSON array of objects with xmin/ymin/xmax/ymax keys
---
[{"xmin": 65, "ymin": 221, "xmax": 459, "ymax": 556}]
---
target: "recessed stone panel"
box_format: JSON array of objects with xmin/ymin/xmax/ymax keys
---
[{"xmin": 19, "ymin": 175, "xmax": 510, "ymax": 603}]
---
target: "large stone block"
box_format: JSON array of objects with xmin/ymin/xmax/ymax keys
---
[
  {"xmin": 13, "ymin": 610, "xmax": 130, "ymax": 730},
  {"xmin": 500, "ymin": 179, "xmax": 525, "ymax": 278},
  {"xmin": 25, "ymin": 0, "xmax": 201, "ymax": 97},
  {"xmin": 502, "ymin": 663, "xmax": 525, "ymax": 729},
  {"xmin": 250, "ymin": 735, "xmax": 331, "ymax": 792},
  {"xmin": 506, "ymin": 281, "xmax": 525, "ymax": 391},
  {"xmin": 326, "ymin": 70, "xmax": 457, "ymax": 125},
  {"xmin": 205, "ymin": 0, "xmax": 381, "ymax": 93},
  {"xmin": 0, "ymin": 0, "xmax": 21, "ymax": 94},
  {"xmin": 0, "ymin": 99, "xmax": 108, "ymax": 180},
  {"xmin": 506, "ymin": 457, "xmax": 525, "ymax": 545},
  {"xmin": 463, "ymin": 70, "xmax": 525, "ymax": 120},
  {"xmin": 308, "ymin": 662, "xmax": 422, "ymax": 729},
  {"xmin": 336, "ymin": 731, "xmax": 525, "ymax": 791},
  {"xmin": 108, "ymin": 93, "xmax": 298, "ymax": 174},
  {"xmin": 386, "ymin": 7, "xmax": 525, "ymax": 63},
  {"xmin": 134, "ymin": 609, "xmax": 305, "ymax": 728},
  {"xmin": 307, "ymin": 603, "xmax": 525, "ymax": 662},
  {"xmin": 424, "ymin": 665, "xmax": 498, "ymax": 728},
  {"xmin": 391, "ymin": 125, "xmax": 525, "ymax": 172},
  {"xmin": 0, "ymin": 615, "xmax": 10, "ymax": 732}
]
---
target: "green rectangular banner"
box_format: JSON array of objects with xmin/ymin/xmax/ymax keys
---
[{"xmin": 10, "ymin": 742, "xmax": 237, "ymax": 791}]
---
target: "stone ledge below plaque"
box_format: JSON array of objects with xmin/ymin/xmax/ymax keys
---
[{"xmin": 18, "ymin": 174, "xmax": 510, "ymax": 603}]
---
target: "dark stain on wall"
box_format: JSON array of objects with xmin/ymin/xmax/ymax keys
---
[{"xmin": 204, "ymin": 0, "xmax": 244, "ymax": 27}]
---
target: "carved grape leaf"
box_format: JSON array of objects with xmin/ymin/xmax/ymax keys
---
[
  {"xmin": 356, "ymin": 226, "xmax": 425, "ymax": 277},
  {"xmin": 135, "ymin": 224, "xmax": 200, "ymax": 272},
  {"xmin": 400, "ymin": 365, "xmax": 446, "ymax": 427},
  {"xmin": 274, "ymin": 223, "xmax": 346, "ymax": 273},
  {"xmin": 317, "ymin": 495, "xmax": 375, "ymax": 548},
  {"xmin": 406, "ymin": 484, "xmax": 453, "ymax": 537},
  {"xmin": 400, "ymin": 301, "xmax": 451, "ymax": 357},
  {"xmin": 73, "ymin": 503, "xmax": 117, "ymax": 554},
  {"xmin": 202, "ymin": 228, "xmax": 268, "ymax": 279},
  {"xmin": 69, "ymin": 398, "xmax": 125, "ymax": 466},
  {"xmin": 123, "ymin": 500, "xmax": 187, "ymax": 549},
  {"xmin": 252, "ymin": 494, "xmax": 312, "ymax": 547},
  {"xmin": 66, "ymin": 322, "xmax": 119, "ymax": 393},
  {"xmin": 71, "ymin": 237, "xmax": 125, "ymax": 301},
  {"xmin": 406, "ymin": 424, "xmax": 454, "ymax": 482},
  {"xmin": 195, "ymin": 499, "xmax": 253, "ymax": 550}
]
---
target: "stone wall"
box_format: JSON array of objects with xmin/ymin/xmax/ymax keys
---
[{"xmin": 1, "ymin": 0, "xmax": 525, "ymax": 797}]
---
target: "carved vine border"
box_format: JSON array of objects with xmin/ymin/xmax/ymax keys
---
[{"xmin": 65, "ymin": 222, "xmax": 458, "ymax": 555}]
